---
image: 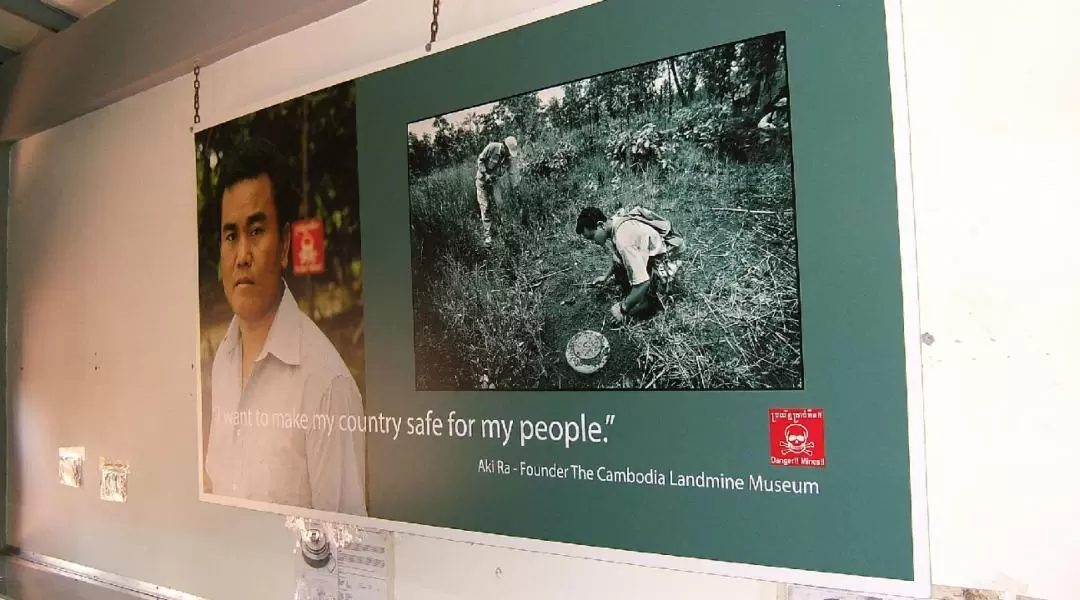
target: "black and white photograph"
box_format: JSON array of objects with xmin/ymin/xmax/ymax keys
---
[{"xmin": 407, "ymin": 31, "xmax": 803, "ymax": 391}]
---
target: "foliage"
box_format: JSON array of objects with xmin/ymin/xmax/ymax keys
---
[
  {"xmin": 194, "ymin": 81, "xmax": 363, "ymax": 296},
  {"xmin": 523, "ymin": 141, "xmax": 579, "ymax": 178},
  {"xmin": 194, "ymin": 80, "xmax": 367, "ymax": 401},
  {"xmin": 409, "ymin": 164, "xmax": 484, "ymax": 271},
  {"xmin": 604, "ymin": 122, "xmax": 675, "ymax": 175},
  {"xmin": 663, "ymin": 103, "xmax": 792, "ymax": 164}
]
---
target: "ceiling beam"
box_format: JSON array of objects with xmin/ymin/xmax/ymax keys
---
[
  {"xmin": 0, "ymin": 0, "xmax": 78, "ymax": 32},
  {"xmin": 0, "ymin": 0, "xmax": 366, "ymax": 142}
]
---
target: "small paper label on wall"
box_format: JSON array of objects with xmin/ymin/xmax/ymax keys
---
[
  {"xmin": 99, "ymin": 458, "xmax": 130, "ymax": 503},
  {"xmin": 59, "ymin": 447, "xmax": 85, "ymax": 488}
]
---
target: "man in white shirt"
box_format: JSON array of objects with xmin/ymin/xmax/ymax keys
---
[
  {"xmin": 576, "ymin": 205, "xmax": 686, "ymax": 322},
  {"xmin": 203, "ymin": 137, "xmax": 367, "ymax": 516}
]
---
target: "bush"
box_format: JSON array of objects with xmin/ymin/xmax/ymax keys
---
[
  {"xmin": 605, "ymin": 123, "xmax": 675, "ymax": 175},
  {"xmin": 668, "ymin": 103, "xmax": 791, "ymax": 164},
  {"xmin": 523, "ymin": 141, "xmax": 578, "ymax": 179}
]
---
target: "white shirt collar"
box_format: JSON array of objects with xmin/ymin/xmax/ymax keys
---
[{"xmin": 221, "ymin": 281, "xmax": 302, "ymax": 367}]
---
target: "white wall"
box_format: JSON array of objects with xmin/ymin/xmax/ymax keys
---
[
  {"xmin": 5, "ymin": 1, "xmax": 1078, "ymax": 599},
  {"xmin": 902, "ymin": 2, "xmax": 1080, "ymax": 598}
]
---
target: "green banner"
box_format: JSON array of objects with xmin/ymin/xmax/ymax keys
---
[
  {"xmin": 355, "ymin": 0, "xmax": 925, "ymax": 590},
  {"xmin": 196, "ymin": 0, "xmax": 927, "ymax": 595}
]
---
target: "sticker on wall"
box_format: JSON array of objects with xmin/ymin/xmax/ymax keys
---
[
  {"xmin": 769, "ymin": 408, "xmax": 826, "ymax": 468},
  {"xmin": 99, "ymin": 459, "xmax": 129, "ymax": 503},
  {"xmin": 59, "ymin": 447, "xmax": 85, "ymax": 488},
  {"xmin": 286, "ymin": 517, "xmax": 392, "ymax": 600}
]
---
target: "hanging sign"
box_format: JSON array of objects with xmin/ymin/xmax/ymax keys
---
[{"xmin": 292, "ymin": 218, "xmax": 326, "ymax": 276}]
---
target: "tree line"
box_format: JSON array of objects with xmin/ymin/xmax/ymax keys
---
[
  {"xmin": 407, "ymin": 32, "xmax": 788, "ymax": 177},
  {"xmin": 195, "ymin": 81, "xmax": 363, "ymax": 292}
]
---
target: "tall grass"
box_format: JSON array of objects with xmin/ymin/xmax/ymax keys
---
[
  {"xmin": 610, "ymin": 148, "xmax": 802, "ymax": 390},
  {"xmin": 409, "ymin": 163, "xmax": 566, "ymax": 389},
  {"xmin": 428, "ymin": 254, "xmax": 548, "ymax": 389},
  {"xmin": 409, "ymin": 165, "xmax": 480, "ymax": 267}
]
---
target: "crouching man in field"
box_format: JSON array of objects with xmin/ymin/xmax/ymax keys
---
[{"xmin": 576, "ymin": 205, "xmax": 686, "ymax": 323}]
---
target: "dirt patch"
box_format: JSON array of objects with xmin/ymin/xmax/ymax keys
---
[{"xmin": 533, "ymin": 245, "xmax": 640, "ymax": 390}]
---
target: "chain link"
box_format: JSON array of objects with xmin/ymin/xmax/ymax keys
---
[
  {"xmin": 425, "ymin": 0, "xmax": 440, "ymax": 52},
  {"xmin": 193, "ymin": 64, "xmax": 201, "ymax": 126}
]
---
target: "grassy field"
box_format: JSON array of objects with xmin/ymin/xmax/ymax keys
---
[{"xmin": 409, "ymin": 102, "xmax": 803, "ymax": 391}]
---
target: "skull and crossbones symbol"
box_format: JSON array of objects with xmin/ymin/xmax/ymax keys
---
[
  {"xmin": 779, "ymin": 423, "xmax": 815, "ymax": 455},
  {"xmin": 298, "ymin": 231, "xmax": 318, "ymax": 267}
]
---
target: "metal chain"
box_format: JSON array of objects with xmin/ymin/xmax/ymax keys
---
[
  {"xmin": 193, "ymin": 64, "xmax": 201, "ymax": 127},
  {"xmin": 425, "ymin": 0, "xmax": 440, "ymax": 52}
]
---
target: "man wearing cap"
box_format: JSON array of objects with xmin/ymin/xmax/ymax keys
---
[{"xmin": 475, "ymin": 135, "xmax": 521, "ymax": 246}]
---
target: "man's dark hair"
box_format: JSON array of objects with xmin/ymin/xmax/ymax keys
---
[
  {"xmin": 575, "ymin": 207, "xmax": 607, "ymax": 235},
  {"xmin": 214, "ymin": 137, "xmax": 298, "ymax": 234}
]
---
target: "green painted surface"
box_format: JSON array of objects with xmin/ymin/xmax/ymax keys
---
[{"xmin": 353, "ymin": 0, "xmax": 915, "ymax": 581}]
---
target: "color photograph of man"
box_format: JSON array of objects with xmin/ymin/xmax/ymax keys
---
[{"xmin": 195, "ymin": 80, "xmax": 368, "ymax": 516}]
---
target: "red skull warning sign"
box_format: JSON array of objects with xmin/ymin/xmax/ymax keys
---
[
  {"xmin": 291, "ymin": 218, "xmax": 326, "ymax": 276},
  {"xmin": 769, "ymin": 408, "xmax": 826, "ymax": 468}
]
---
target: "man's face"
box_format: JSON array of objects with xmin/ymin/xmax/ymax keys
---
[
  {"xmin": 219, "ymin": 174, "xmax": 289, "ymax": 325},
  {"xmin": 583, "ymin": 223, "xmax": 607, "ymax": 246}
]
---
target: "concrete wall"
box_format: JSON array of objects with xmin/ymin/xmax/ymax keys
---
[{"xmin": 4, "ymin": 0, "xmax": 1078, "ymax": 599}]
